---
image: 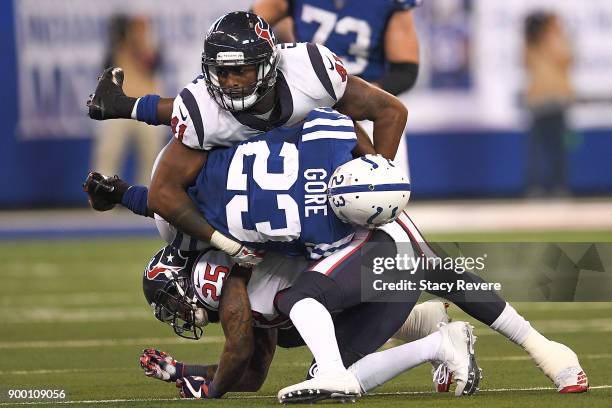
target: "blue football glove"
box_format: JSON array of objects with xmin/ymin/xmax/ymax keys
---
[{"xmin": 176, "ymin": 376, "xmax": 218, "ymax": 399}]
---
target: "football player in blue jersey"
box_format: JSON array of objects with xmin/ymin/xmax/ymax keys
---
[
  {"xmin": 252, "ymin": 0, "xmax": 421, "ymax": 96},
  {"xmin": 85, "ymin": 107, "xmax": 588, "ymax": 400}
]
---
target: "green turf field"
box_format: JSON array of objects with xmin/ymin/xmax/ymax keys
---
[{"xmin": 0, "ymin": 235, "xmax": 610, "ymax": 407}]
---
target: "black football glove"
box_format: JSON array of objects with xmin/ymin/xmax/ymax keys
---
[
  {"xmin": 82, "ymin": 171, "xmax": 129, "ymax": 211},
  {"xmin": 86, "ymin": 67, "xmax": 137, "ymax": 120}
]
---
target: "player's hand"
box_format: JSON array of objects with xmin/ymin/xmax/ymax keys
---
[
  {"xmin": 86, "ymin": 67, "xmax": 136, "ymax": 120},
  {"xmin": 83, "ymin": 171, "xmax": 129, "ymax": 211},
  {"xmin": 176, "ymin": 376, "xmax": 217, "ymax": 399},
  {"xmin": 231, "ymin": 245, "xmax": 265, "ymax": 268},
  {"xmin": 139, "ymin": 348, "xmax": 180, "ymax": 382}
]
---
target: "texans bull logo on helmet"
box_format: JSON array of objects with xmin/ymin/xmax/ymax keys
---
[
  {"xmin": 254, "ymin": 21, "xmax": 275, "ymax": 49},
  {"xmin": 145, "ymin": 246, "xmax": 189, "ymax": 280}
]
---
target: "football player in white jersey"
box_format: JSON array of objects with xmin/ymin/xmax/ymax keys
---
[
  {"xmin": 137, "ymin": 243, "xmax": 463, "ymax": 400},
  {"xmin": 87, "ymin": 11, "xmax": 406, "ymax": 266}
]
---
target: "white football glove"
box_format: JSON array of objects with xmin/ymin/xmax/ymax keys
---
[
  {"xmin": 230, "ymin": 245, "xmax": 265, "ymax": 268},
  {"xmin": 210, "ymin": 230, "xmax": 264, "ymax": 267}
]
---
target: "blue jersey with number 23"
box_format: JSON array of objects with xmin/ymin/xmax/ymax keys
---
[{"xmin": 188, "ymin": 108, "xmax": 356, "ymax": 260}]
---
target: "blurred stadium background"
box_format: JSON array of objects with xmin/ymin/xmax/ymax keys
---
[{"xmin": 1, "ymin": 0, "xmax": 611, "ymax": 406}]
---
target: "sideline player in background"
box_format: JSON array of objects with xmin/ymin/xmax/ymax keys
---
[
  {"xmin": 252, "ymin": 0, "xmax": 420, "ymax": 93},
  {"xmin": 252, "ymin": 0, "xmax": 421, "ymax": 172}
]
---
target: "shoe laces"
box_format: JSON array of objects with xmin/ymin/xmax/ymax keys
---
[{"xmin": 433, "ymin": 363, "xmax": 451, "ymax": 385}]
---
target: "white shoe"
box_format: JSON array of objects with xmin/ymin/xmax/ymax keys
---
[
  {"xmin": 278, "ymin": 370, "xmax": 362, "ymax": 404},
  {"xmin": 436, "ymin": 322, "xmax": 482, "ymax": 396}
]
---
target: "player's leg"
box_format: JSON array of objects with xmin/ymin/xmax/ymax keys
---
[
  {"xmin": 275, "ymin": 229, "xmax": 405, "ymax": 402},
  {"xmin": 392, "ymin": 300, "xmax": 453, "ymax": 392},
  {"xmin": 348, "ymin": 321, "xmax": 480, "ymax": 397},
  {"xmin": 398, "ymin": 211, "xmax": 588, "ymax": 393}
]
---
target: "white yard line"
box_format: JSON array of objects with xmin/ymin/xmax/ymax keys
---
[
  {"xmin": 2, "ymin": 353, "xmax": 611, "ymax": 376},
  {"xmin": 0, "ymin": 385, "xmax": 610, "ymax": 405},
  {"xmin": 0, "ymin": 336, "xmax": 225, "ymax": 349}
]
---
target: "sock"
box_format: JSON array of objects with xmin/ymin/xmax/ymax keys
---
[
  {"xmin": 289, "ymin": 298, "xmax": 345, "ymax": 375},
  {"xmin": 349, "ymin": 331, "xmax": 442, "ymax": 392},
  {"xmin": 490, "ymin": 303, "xmax": 532, "ymax": 345}
]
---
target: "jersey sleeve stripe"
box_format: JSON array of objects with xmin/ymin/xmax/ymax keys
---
[
  {"xmin": 179, "ymin": 88, "xmax": 205, "ymax": 148},
  {"xmin": 301, "ymin": 128, "xmax": 357, "ymax": 141},
  {"xmin": 306, "ymin": 43, "xmax": 337, "ymax": 101},
  {"xmin": 303, "ymin": 118, "xmax": 354, "ymax": 129}
]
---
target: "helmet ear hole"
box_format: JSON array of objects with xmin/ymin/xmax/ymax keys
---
[{"xmin": 328, "ymin": 155, "xmax": 411, "ymax": 228}]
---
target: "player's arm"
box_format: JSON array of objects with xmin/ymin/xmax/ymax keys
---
[
  {"xmin": 148, "ymin": 139, "xmax": 252, "ymax": 261},
  {"xmin": 251, "ymin": 0, "xmax": 295, "ymax": 42},
  {"xmin": 352, "ymin": 122, "xmax": 376, "ymax": 157},
  {"xmin": 87, "ymin": 67, "xmax": 173, "ymax": 125},
  {"xmin": 147, "ymin": 138, "xmax": 214, "ymax": 240},
  {"xmin": 208, "ymin": 266, "xmax": 256, "ymax": 396},
  {"xmin": 232, "ymin": 327, "xmax": 277, "ymax": 391},
  {"xmin": 372, "ymin": 10, "xmax": 420, "ymax": 96},
  {"xmin": 335, "ymin": 75, "xmax": 408, "ymax": 160},
  {"xmin": 251, "ymin": 0, "xmax": 289, "ymax": 25},
  {"xmin": 172, "ymin": 328, "xmax": 276, "ymax": 392}
]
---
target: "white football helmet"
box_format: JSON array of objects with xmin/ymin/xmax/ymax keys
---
[{"xmin": 328, "ymin": 154, "xmax": 411, "ymax": 228}]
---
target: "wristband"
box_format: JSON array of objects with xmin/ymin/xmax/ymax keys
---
[
  {"xmin": 135, "ymin": 94, "xmax": 161, "ymax": 125},
  {"xmin": 210, "ymin": 231, "xmax": 241, "ymax": 255},
  {"xmin": 121, "ymin": 185, "xmax": 151, "ymax": 217}
]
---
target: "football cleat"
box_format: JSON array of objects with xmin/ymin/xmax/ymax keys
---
[
  {"xmin": 556, "ymin": 367, "xmax": 589, "ymax": 393},
  {"xmin": 139, "ymin": 348, "xmax": 179, "ymax": 382},
  {"xmin": 278, "ymin": 370, "xmax": 362, "ymax": 404},
  {"xmin": 436, "ymin": 322, "xmax": 482, "ymax": 396}
]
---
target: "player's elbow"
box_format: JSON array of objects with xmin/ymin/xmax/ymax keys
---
[
  {"xmin": 146, "ymin": 183, "xmax": 171, "ymax": 218},
  {"xmin": 387, "ymin": 96, "xmax": 408, "ymax": 131}
]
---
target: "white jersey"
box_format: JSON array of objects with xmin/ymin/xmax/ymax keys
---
[
  {"xmin": 171, "ymin": 42, "xmax": 348, "ymax": 150},
  {"xmin": 190, "ymin": 249, "xmax": 306, "ymax": 329}
]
